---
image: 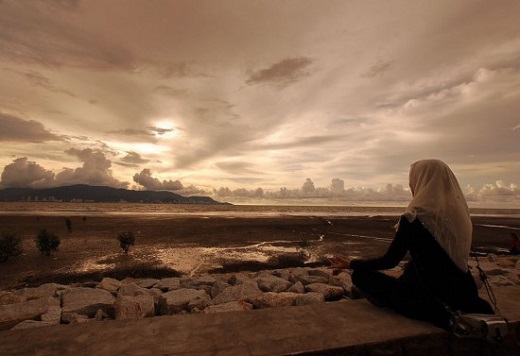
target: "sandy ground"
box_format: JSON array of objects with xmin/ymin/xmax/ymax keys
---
[{"xmin": 0, "ymin": 214, "xmax": 519, "ymax": 289}]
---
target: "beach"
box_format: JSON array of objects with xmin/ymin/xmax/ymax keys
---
[{"xmin": 0, "ymin": 204, "xmax": 519, "ymax": 290}]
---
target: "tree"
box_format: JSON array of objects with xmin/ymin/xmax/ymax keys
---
[
  {"xmin": 0, "ymin": 232, "xmax": 23, "ymax": 263},
  {"xmin": 35, "ymin": 230, "xmax": 60, "ymax": 256},
  {"xmin": 117, "ymin": 231, "xmax": 135, "ymax": 255}
]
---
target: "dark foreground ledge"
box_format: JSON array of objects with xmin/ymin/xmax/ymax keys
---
[{"xmin": 0, "ymin": 285, "xmax": 518, "ymax": 356}]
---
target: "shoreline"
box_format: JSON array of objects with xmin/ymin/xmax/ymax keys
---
[{"xmin": 1, "ymin": 213, "xmax": 519, "ymax": 290}]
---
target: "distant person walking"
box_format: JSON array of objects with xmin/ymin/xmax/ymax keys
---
[
  {"xmin": 329, "ymin": 159, "xmax": 493, "ymax": 328},
  {"xmin": 510, "ymin": 233, "xmax": 519, "ymax": 255}
]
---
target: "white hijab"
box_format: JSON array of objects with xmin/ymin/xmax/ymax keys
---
[{"xmin": 402, "ymin": 159, "xmax": 472, "ymax": 272}]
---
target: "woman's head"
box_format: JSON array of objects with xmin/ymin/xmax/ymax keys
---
[
  {"xmin": 408, "ymin": 159, "xmax": 457, "ymax": 197},
  {"xmin": 404, "ymin": 159, "xmax": 472, "ymax": 272}
]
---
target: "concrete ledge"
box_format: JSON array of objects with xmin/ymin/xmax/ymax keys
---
[{"xmin": 0, "ymin": 285, "xmax": 518, "ymax": 355}]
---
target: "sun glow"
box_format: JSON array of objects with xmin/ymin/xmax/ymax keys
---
[{"xmin": 153, "ymin": 120, "xmax": 178, "ymax": 139}]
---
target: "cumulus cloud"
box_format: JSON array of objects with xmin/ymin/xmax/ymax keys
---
[
  {"xmin": 0, "ymin": 157, "xmax": 55, "ymax": 188},
  {"xmin": 466, "ymin": 181, "xmax": 519, "ymax": 204},
  {"xmin": 213, "ymin": 178, "xmax": 412, "ymax": 202},
  {"xmin": 133, "ymin": 169, "xmax": 183, "ymax": 191},
  {"xmin": 0, "ymin": 113, "xmax": 63, "ymax": 143},
  {"xmin": 246, "ymin": 57, "xmax": 313, "ymax": 87},
  {"xmin": 54, "ymin": 148, "xmax": 127, "ymax": 187}
]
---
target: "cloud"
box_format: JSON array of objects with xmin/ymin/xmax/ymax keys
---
[
  {"xmin": 0, "ymin": 113, "xmax": 63, "ymax": 143},
  {"xmin": 54, "ymin": 148, "xmax": 127, "ymax": 187},
  {"xmin": 363, "ymin": 61, "xmax": 393, "ymax": 78},
  {"xmin": 213, "ymin": 178, "xmax": 412, "ymax": 202},
  {"xmin": 0, "ymin": 1, "xmax": 134, "ymax": 70},
  {"xmin": 215, "ymin": 161, "xmax": 261, "ymax": 175},
  {"xmin": 107, "ymin": 129, "xmax": 157, "ymax": 143},
  {"xmin": 133, "ymin": 169, "xmax": 183, "ymax": 191},
  {"xmin": 153, "ymin": 85, "xmax": 190, "ymax": 98},
  {"xmin": 246, "ymin": 57, "xmax": 313, "ymax": 87},
  {"xmin": 119, "ymin": 152, "xmax": 150, "ymax": 167},
  {"xmin": 21, "ymin": 70, "xmax": 76, "ymax": 97},
  {"xmin": 149, "ymin": 127, "xmax": 174, "ymax": 136},
  {"xmin": 466, "ymin": 181, "xmax": 519, "ymax": 204},
  {"xmin": 0, "ymin": 157, "xmax": 55, "ymax": 188}
]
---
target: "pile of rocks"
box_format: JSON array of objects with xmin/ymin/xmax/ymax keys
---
[{"xmin": 1, "ymin": 254, "xmax": 518, "ymax": 331}]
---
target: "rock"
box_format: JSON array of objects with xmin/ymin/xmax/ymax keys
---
[
  {"xmin": 156, "ymin": 278, "xmax": 181, "ymax": 291},
  {"xmin": 159, "ymin": 289, "xmax": 211, "ymax": 315},
  {"xmin": 497, "ymin": 258, "xmax": 515, "ymax": 269},
  {"xmin": 94, "ymin": 309, "xmax": 106, "ymax": 321},
  {"xmin": 488, "ymin": 275, "xmax": 515, "ymax": 287},
  {"xmin": 294, "ymin": 292, "xmax": 325, "ymax": 306},
  {"xmin": 14, "ymin": 283, "xmax": 67, "ymax": 301},
  {"xmin": 516, "ymin": 260, "xmax": 520, "ymax": 270},
  {"xmin": 287, "ymin": 281, "xmax": 305, "ymax": 294},
  {"xmin": 203, "ymin": 301, "xmax": 253, "ymax": 314},
  {"xmin": 0, "ymin": 292, "xmax": 25, "ymax": 305},
  {"xmin": 40, "ymin": 305, "xmax": 61, "ymax": 324},
  {"xmin": 291, "ymin": 274, "xmax": 329, "ymax": 285},
  {"xmin": 254, "ymin": 273, "xmax": 292, "ymax": 292},
  {"xmin": 96, "ymin": 277, "xmax": 122, "ymax": 294},
  {"xmin": 148, "ymin": 288, "xmax": 163, "ymax": 305},
  {"xmin": 228, "ymin": 273, "xmax": 250, "ymax": 285},
  {"xmin": 487, "ymin": 254, "xmax": 498, "ymax": 263},
  {"xmin": 11, "ymin": 320, "xmax": 55, "ymax": 330},
  {"xmin": 61, "ymin": 312, "xmax": 91, "ymax": 324},
  {"xmin": 382, "ymin": 267, "xmax": 403, "ymax": 278},
  {"xmin": 505, "ymin": 272, "xmax": 520, "ymax": 284},
  {"xmin": 210, "ymin": 279, "xmax": 231, "ymax": 299},
  {"xmin": 212, "ymin": 280, "xmax": 262, "ymax": 305},
  {"xmin": 479, "ymin": 263, "xmax": 507, "ymax": 276},
  {"xmin": 118, "ymin": 283, "xmax": 152, "ymax": 297},
  {"xmin": 308, "ymin": 268, "xmax": 332, "ymax": 280},
  {"xmin": 0, "ymin": 297, "xmax": 59, "ymax": 330},
  {"xmin": 182, "ymin": 276, "xmax": 217, "ymax": 289},
  {"xmin": 115, "ymin": 294, "xmax": 155, "ymax": 320},
  {"xmin": 305, "ymin": 283, "xmax": 344, "ymax": 301},
  {"xmin": 135, "ymin": 278, "xmax": 159, "ymax": 289},
  {"xmin": 253, "ymin": 292, "xmax": 298, "ymax": 309},
  {"xmin": 61, "ymin": 287, "xmax": 115, "ymax": 318},
  {"xmin": 330, "ymin": 272, "xmax": 355, "ymax": 298},
  {"xmin": 272, "ymin": 269, "xmax": 292, "ymax": 281},
  {"xmin": 288, "ymin": 268, "xmax": 309, "ymax": 282}
]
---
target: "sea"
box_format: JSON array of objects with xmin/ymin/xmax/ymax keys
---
[{"xmin": 0, "ymin": 201, "xmax": 518, "ymax": 218}]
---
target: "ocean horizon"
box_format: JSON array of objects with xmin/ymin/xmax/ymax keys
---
[{"xmin": 0, "ymin": 201, "xmax": 518, "ymax": 218}]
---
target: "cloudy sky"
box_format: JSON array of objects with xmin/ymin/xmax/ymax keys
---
[{"xmin": 1, "ymin": 0, "xmax": 519, "ymax": 205}]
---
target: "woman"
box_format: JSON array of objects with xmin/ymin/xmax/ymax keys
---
[{"xmin": 330, "ymin": 159, "xmax": 493, "ymax": 328}]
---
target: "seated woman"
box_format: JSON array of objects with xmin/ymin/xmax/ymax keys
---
[{"xmin": 329, "ymin": 159, "xmax": 493, "ymax": 328}]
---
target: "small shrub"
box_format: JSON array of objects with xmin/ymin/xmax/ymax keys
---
[
  {"xmin": 35, "ymin": 230, "xmax": 60, "ymax": 256},
  {"xmin": 117, "ymin": 231, "xmax": 135, "ymax": 255},
  {"xmin": 0, "ymin": 232, "xmax": 23, "ymax": 263}
]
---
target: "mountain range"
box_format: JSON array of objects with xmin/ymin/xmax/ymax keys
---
[{"xmin": 0, "ymin": 185, "xmax": 223, "ymax": 204}]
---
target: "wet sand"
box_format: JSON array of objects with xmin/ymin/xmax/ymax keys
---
[{"xmin": 0, "ymin": 213, "xmax": 518, "ymax": 289}]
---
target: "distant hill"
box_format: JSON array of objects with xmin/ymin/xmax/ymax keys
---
[{"xmin": 0, "ymin": 184, "xmax": 224, "ymax": 204}]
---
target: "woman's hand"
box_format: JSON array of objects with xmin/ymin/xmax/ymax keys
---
[{"xmin": 327, "ymin": 256, "xmax": 351, "ymax": 269}]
